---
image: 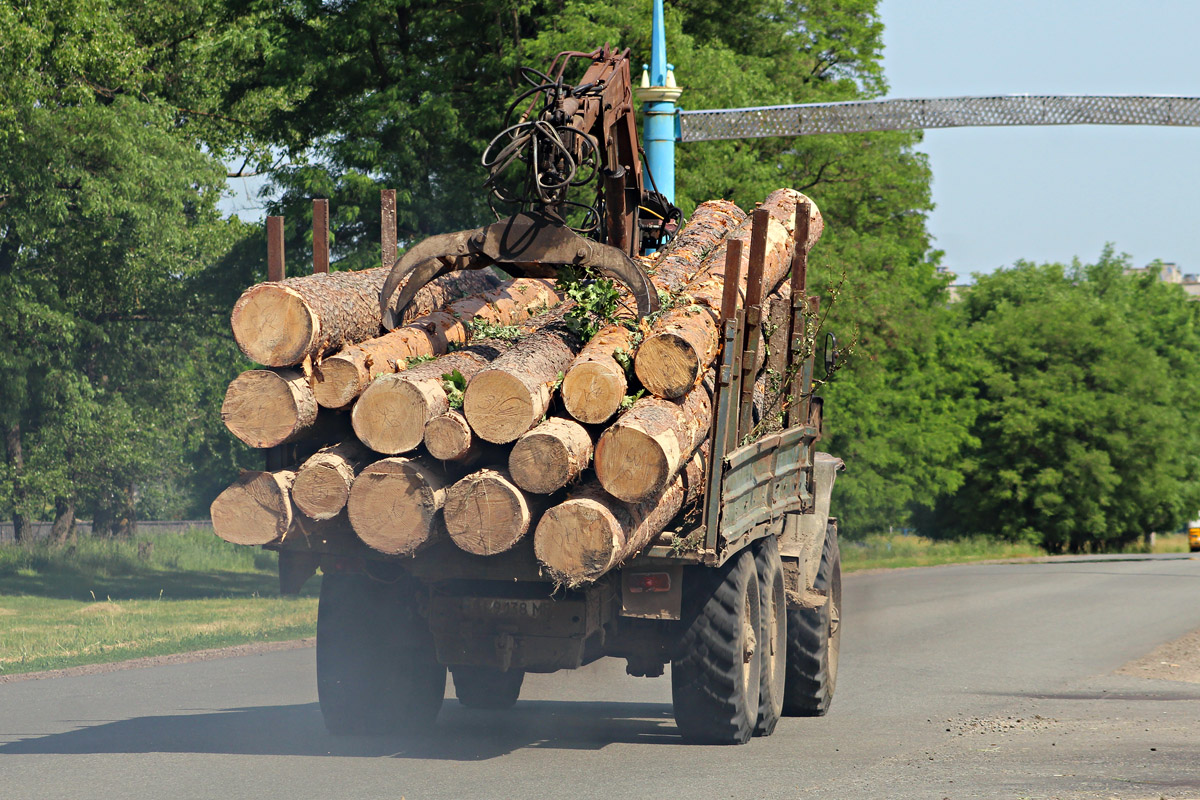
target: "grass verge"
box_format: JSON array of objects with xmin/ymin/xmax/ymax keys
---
[{"xmin": 0, "ymin": 528, "xmax": 317, "ymax": 677}]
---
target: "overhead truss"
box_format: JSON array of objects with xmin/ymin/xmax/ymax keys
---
[{"xmin": 678, "ymin": 95, "xmax": 1200, "ymax": 142}]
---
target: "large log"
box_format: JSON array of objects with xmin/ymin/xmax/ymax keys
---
[
  {"xmin": 292, "ymin": 440, "xmax": 370, "ymax": 520},
  {"xmin": 346, "ymin": 456, "xmax": 448, "ymax": 556},
  {"xmin": 221, "ymin": 368, "xmax": 318, "ymax": 448},
  {"xmin": 508, "ymin": 417, "xmax": 593, "ymax": 494},
  {"xmin": 351, "ymin": 340, "xmax": 510, "ymax": 454},
  {"xmin": 231, "ymin": 267, "xmax": 500, "ymax": 368},
  {"xmin": 560, "ymin": 324, "xmax": 635, "ymax": 425},
  {"xmin": 462, "ymin": 317, "xmax": 582, "ymax": 444},
  {"xmin": 593, "ymin": 378, "xmax": 712, "ymax": 503},
  {"xmin": 533, "ymin": 450, "xmax": 707, "ymax": 585},
  {"xmin": 210, "ymin": 470, "xmax": 296, "ymax": 545},
  {"xmin": 443, "ymin": 467, "xmax": 549, "ymax": 556},
  {"xmin": 313, "ymin": 277, "xmax": 559, "ymax": 409},
  {"xmin": 634, "ymin": 190, "xmax": 822, "ymax": 399},
  {"xmin": 648, "ymin": 199, "xmax": 747, "ymax": 288}
]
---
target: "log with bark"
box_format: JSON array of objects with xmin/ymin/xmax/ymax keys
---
[
  {"xmin": 231, "ymin": 267, "xmax": 501, "ymax": 368},
  {"xmin": 345, "ymin": 456, "xmax": 448, "ymax": 556},
  {"xmin": 593, "ymin": 378, "xmax": 712, "ymax": 503},
  {"xmin": 210, "ymin": 469, "xmax": 295, "ymax": 545},
  {"xmin": 291, "ymin": 440, "xmax": 370, "ymax": 520},
  {"xmin": 312, "ymin": 277, "xmax": 559, "ymax": 409},
  {"xmin": 351, "ymin": 340, "xmax": 510, "ymax": 454},
  {"xmin": 508, "ymin": 417, "xmax": 593, "ymax": 494},
  {"xmin": 634, "ymin": 190, "xmax": 822, "ymax": 399},
  {"xmin": 443, "ymin": 467, "xmax": 550, "ymax": 556},
  {"xmin": 221, "ymin": 369, "xmax": 318, "ymax": 449}
]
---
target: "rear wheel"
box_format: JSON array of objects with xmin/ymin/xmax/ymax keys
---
[
  {"xmin": 753, "ymin": 535, "xmax": 786, "ymax": 736},
  {"xmin": 782, "ymin": 521, "xmax": 841, "ymax": 716},
  {"xmin": 451, "ymin": 666, "xmax": 525, "ymax": 709},
  {"xmin": 316, "ymin": 570, "xmax": 446, "ymax": 735},
  {"xmin": 671, "ymin": 548, "xmax": 762, "ymax": 744}
]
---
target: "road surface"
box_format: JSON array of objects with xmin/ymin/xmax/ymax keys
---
[{"xmin": 2, "ymin": 554, "xmax": 1199, "ymax": 799}]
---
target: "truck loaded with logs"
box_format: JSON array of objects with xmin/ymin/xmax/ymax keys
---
[{"xmin": 209, "ymin": 47, "xmax": 843, "ymax": 745}]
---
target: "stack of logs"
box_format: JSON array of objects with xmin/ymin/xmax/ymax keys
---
[{"xmin": 211, "ymin": 188, "xmax": 822, "ymax": 586}]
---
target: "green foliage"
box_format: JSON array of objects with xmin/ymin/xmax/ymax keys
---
[
  {"xmin": 555, "ymin": 269, "xmax": 624, "ymax": 340},
  {"xmin": 930, "ymin": 250, "xmax": 1200, "ymax": 553},
  {"xmin": 467, "ymin": 318, "xmax": 524, "ymax": 342},
  {"xmin": 441, "ymin": 369, "xmax": 468, "ymax": 410}
]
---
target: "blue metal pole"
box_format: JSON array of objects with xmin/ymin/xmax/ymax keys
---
[{"xmin": 636, "ymin": 0, "xmax": 681, "ymax": 205}]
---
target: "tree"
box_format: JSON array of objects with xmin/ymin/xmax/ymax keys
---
[{"xmin": 936, "ymin": 250, "xmax": 1200, "ymax": 552}]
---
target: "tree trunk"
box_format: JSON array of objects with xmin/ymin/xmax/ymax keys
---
[
  {"xmin": 312, "ymin": 277, "xmax": 560, "ymax": 409},
  {"xmin": 443, "ymin": 467, "xmax": 549, "ymax": 556},
  {"xmin": 561, "ymin": 324, "xmax": 635, "ymax": 424},
  {"xmin": 463, "ymin": 318, "xmax": 582, "ymax": 444},
  {"xmin": 231, "ymin": 267, "xmax": 501, "ymax": 368},
  {"xmin": 351, "ymin": 340, "xmax": 510, "ymax": 454},
  {"xmin": 346, "ymin": 456, "xmax": 448, "ymax": 556},
  {"xmin": 4, "ymin": 422, "xmax": 28, "ymax": 543},
  {"xmin": 292, "ymin": 440, "xmax": 371, "ymax": 520},
  {"xmin": 593, "ymin": 378, "xmax": 712, "ymax": 503},
  {"xmin": 508, "ymin": 417, "xmax": 593, "ymax": 494},
  {"xmin": 221, "ymin": 368, "xmax": 319, "ymax": 449},
  {"xmin": 51, "ymin": 497, "xmax": 76, "ymax": 542},
  {"xmin": 648, "ymin": 199, "xmax": 747, "ymax": 288},
  {"xmin": 635, "ymin": 190, "xmax": 821, "ymax": 399},
  {"xmin": 210, "ymin": 469, "xmax": 296, "ymax": 545}
]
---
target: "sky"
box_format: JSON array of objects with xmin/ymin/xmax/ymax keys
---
[{"xmin": 876, "ymin": 0, "xmax": 1200, "ymax": 280}]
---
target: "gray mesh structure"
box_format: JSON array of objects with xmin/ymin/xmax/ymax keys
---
[{"xmin": 678, "ymin": 95, "xmax": 1200, "ymax": 142}]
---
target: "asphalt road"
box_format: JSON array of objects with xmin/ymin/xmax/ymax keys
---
[{"xmin": 3, "ymin": 554, "xmax": 1199, "ymax": 800}]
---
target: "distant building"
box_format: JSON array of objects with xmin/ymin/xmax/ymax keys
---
[
  {"xmin": 937, "ymin": 265, "xmax": 968, "ymax": 302},
  {"xmin": 1125, "ymin": 261, "xmax": 1200, "ymax": 298}
]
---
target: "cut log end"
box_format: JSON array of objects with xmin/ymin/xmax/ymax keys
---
[
  {"xmin": 352, "ymin": 376, "xmax": 445, "ymax": 455},
  {"xmin": 562, "ymin": 360, "xmax": 626, "ymax": 424},
  {"xmin": 508, "ymin": 418, "xmax": 593, "ymax": 494},
  {"xmin": 443, "ymin": 468, "xmax": 533, "ymax": 556},
  {"xmin": 424, "ymin": 411, "xmax": 474, "ymax": 461},
  {"xmin": 210, "ymin": 471, "xmax": 294, "ymax": 545},
  {"xmin": 462, "ymin": 370, "xmax": 538, "ymax": 444},
  {"xmin": 634, "ymin": 332, "xmax": 705, "ymax": 400},
  {"xmin": 231, "ymin": 285, "xmax": 318, "ymax": 367},
  {"xmin": 221, "ymin": 369, "xmax": 315, "ymax": 449},
  {"xmin": 593, "ymin": 423, "xmax": 672, "ymax": 504},
  {"xmin": 312, "ymin": 357, "xmax": 367, "ymax": 409},
  {"xmin": 534, "ymin": 499, "xmax": 621, "ymax": 583},
  {"xmin": 292, "ymin": 463, "xmax": 351, "ymax": 520},
  {"xmin": 346, "ymin": 458, "xmax": 446, "ymax": 556}
]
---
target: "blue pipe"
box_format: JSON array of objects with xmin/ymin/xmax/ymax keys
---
[{"xmin": 637, "ymin": 0, "xmax": 680, "ymax": 205}]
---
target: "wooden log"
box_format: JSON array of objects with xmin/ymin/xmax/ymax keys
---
[
  {"xmin": 560, "ymin": 324, "xmax": 635, "ymax": 425},
  {"xmin": 231, "ymin": 267, "xmax": 500, "ymax": 368},
  {"xmin": 508, "ymin": 417, "xmax": 593, "ymax": 494},
  {"xmin": 462, "ymin": 318, "xmax": 582, "ymax": 444},
  {"xmin": 292, "ymin": 440, "xmax": 370, "ymax": 520},
  {"xmin": 312, "ymin": 277, "xmax": 560, "ymax": 409},
  {"xmin": 210, "ymin": 470, "xmax": 296, "ymax": 545},
  {"xmin": 593, "ymin": 379, "xmax": 712, "ymax": 503},
  {"xmin": 346, "ymin": 456, "xmax": 448, "ymax": 556},
  {"xmin": 634, "ymin": 190, "xmax": 822, "ymax": 399},
  {"xmin": 423, "ymin": 410, "xmax": 475, "ymax": 461},
  {"xmin": 443, "ymin": 467, "xmax": 549, "ymax": 556},
  {"xmin": 648, "ymin": 199, "xmax": 747, "ymax": 288},
  {"xmin": 351, "ymin": 340, "xmax": 510, "ymax": 454},
  {"xmin": 221, "ymin": 368, "xmax": 318, "ymax": 448}
]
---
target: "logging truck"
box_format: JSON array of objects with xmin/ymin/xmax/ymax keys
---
[{"xmin": 210, "ymin": 48, "xmax": 842, "ymax": 745}]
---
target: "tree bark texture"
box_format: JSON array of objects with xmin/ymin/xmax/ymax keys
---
[
  {"xmin": 292, "ymin": 440, "xmax": 371, "ymax": 520},
  {"xmin": 443, "ymin": 467, "xmax": 550, "ymax": 556},
  {"xmin": 231, "ymin": 267, "xmax": 501, "ymax": 368},
  {"xmin": 560, "ymin": 324, "xmax": 635, "ymax": 425},
  {"xmin": 210, "ymin": 469, "xmax": 296, "ymax": 546},
  {"xmin": 221, "ymin": 368, "xmax": 319, "ymax": 449},
  {"xmin": 351, "ymin": 340, "xmax": 510, "ymax": 454},
  {"xmin": 346, "ymin": 456, "xmax": 448, "ymax": 556},
  {"xmin": 508, "ymin": 417, "xmax": 593, "ymax": 494},
  {"xmin": 312, "ymin": 277, "xmax": 559, "ymax": 409},
  {"xmin": 593, "ymin": 377, "xmax": 712, "ymax": 503},
  {"xmin": 4, "ymin": 422, "xmax": 28, "ymax": 543}
]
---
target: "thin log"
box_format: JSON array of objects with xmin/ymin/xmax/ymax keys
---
[
  {"xmin": 292, "ymin": 440, "xmax": 371, "ymax": 520},
  {"xmin": 221, "ymin": 369, "xmax": 318, "ymax": 448},
  {"xmin": 424, "ymin": 410, "xmax": 474, "ymax": 461},
  {"xmin": 231, "ymin": 267, "xmax": 500, "ymax": 368},
  {"xmin": 508, "ymin": 417, "xmax": 593, "ymax": 494},
  {"xmin": 443, "ymin": 467, "xmax": 549, "ymax": 556},
  {"xmin": 560, "ymin": 324, "xmax": 635, "ymax": 424},
  {"xmin": 346, "ymin": 456, "xmax": 448, "ymax": 556},
  {"xmin": 351, "ymin": 340, "xmax": 510, "ymax": 454},
  {"xmin": 210, "ymin": 470, "xmax": 295, "ymax": 545},
  {"xmin": 593, "ymin": 378, "xmax": 713, "ymax": 503},
  {"xmin": 313, "ymin": 277, "xmax": 559, "ymax": 409}
]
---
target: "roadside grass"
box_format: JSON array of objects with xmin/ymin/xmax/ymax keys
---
[{"xmin": 0, "ymin": 528, "xmax": 318, "ymax": 676}]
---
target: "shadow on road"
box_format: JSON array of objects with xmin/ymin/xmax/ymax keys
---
[{"xmin": 0, "ymin": 699, "xmax": 681, "ymax": 760}]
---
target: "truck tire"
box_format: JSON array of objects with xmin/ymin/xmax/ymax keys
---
[
  {"xmin": 451, "ymin": 666, "xmax": 525, "ymax": 709},
  {"xmin": 782, "ymin": 521, "xmax": 841, "ymax": 716},
  {"xmin": 316, "ymin": 571, "xmax": 446, "ymax": 735},
  {"xmin": 671, "ymin": 548, "xmax": 762, "ymax": 745},
  {"xmin": 753, "ymin": 535, "xmax": 786, "ymax": 736}
]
